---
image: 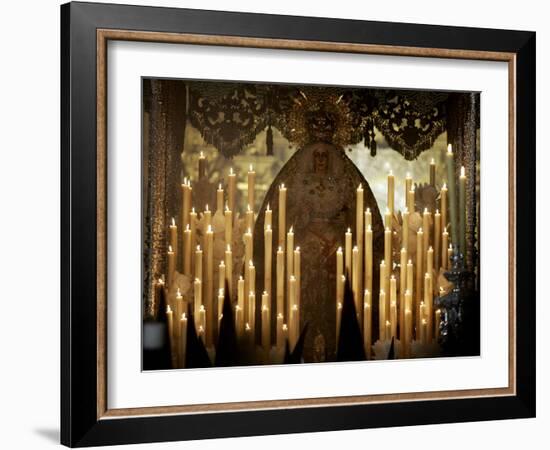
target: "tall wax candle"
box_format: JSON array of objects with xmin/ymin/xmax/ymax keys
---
[
  {"xmin": 247, "ymin": 164, "xmax": 256, "ymax": 211},
  {"xmin": 435, "ymin": 309, "xmax": 441, "ymax": 341},
  {"xmin": 459, "ymin": 166, "xmax": 467, "ymax": 255},
  {"xmin": 203, "ymin": 204, "xmax": 212, "ymax": 231},
  {"xmin": 194, "ymin": 245, "xmax": 203, "ymax": 285},
  {"xmin": 289, "ymin": 277, "xmax": 297, "ymax": 346},
  {"xmin": 205, "ymin": 226, "xmax": 214, "ymax": 346},
  {"xmin": 167, "ymin": 245, "xmax": 175, "ymax": 288},
  {"xmin": 384, "ymin": 227, "xmax": 392, "ymax": 294},
  {"xmin": 402, "ymin": 208, "xmax": 410, "ymax": 253},
  {"xmin": 248, "ymin": 291, "xmax": 256, "ymax": 338},
  {"xmin": 198, "ymin": 152, "xmax": 207, "ymax": 180},
  {"xmin": 237, "ymin": 276, "xmax": 245, "ymax": 334},
  {"xmin": 399, "ymin": 247, "xmax": 407, "ymax": 340},
  {"xmin": 180, "ymin": 313, "xmax": 188, "ymax": 368},
  {"xmin": 189, "ymin": 208, "xmax": 197, "ymax": 274},
  {"xmin": 216, "ymin": 183, "xmax": 224, "ymax": 213},
  {"xmin": 193, "ymin": 278, "xmax": 202, "ymax": 329},
  {"xmin": 224, "ymin": 206, "xmax": 233, "ymax": 249},
  {"xmin": 265, "ymin": 204, "xmax": 272, "ymax": 229},
  {"xmin": 423, "ymin": 208, "xmax": 431, "ymax": 261},
  {"xmin": 363, "ymin": 290, "xmax": 372, "ymax": 359},
  {"xmin": 264, "ymin": 225, "xmax": 273, "ymax": 301},
  {"xmin": 294, "ymin": 247, "xmax": 301, "ymax": 315},
  {"xmin": 166, "ymin": 305, "xmax": 175, "ymax": 368},
  {"xmin": 416, "ymin": 228, "xmax": 424, "ymax": 306},
  {"xmin": 434, "ymin": 210, "xmax": 441, "ymax": 271},
  {"xmin": 406, "ymin": 259, "xmax": 414, "ymax": 295},
  {"xmin": 407, "ymin": 186, "xmax": 415, "ymax": 214},
  {"xmin": 379, "ymin": 290, "xmax": 386, "ymax": 342},
  {"xmin": 442, "ymin": 228, "xmax": 449, "ymax": 270},
  {"xmin": 336, "ymin": 297, "xmax": 343, "ymax": 349},
  {"xmin": 364, "ymin": 225, "xmax": 373, "ymax": 294},
  {"xmin": 276, "ymin": 313, "xmax": 284, "ymax": 348},
  {"xmin": 286, "ymin": 227, "xmax": 294, "ymax": 318},
  {"xmin": 227, "ymin": 167, "xmax": 236, "ymax": 213},
  {"xmin": 183, "ymin": 225, "xmax": 192, "ymax": 277},
  {"xmin": 405, "ymin": 173, "xmax": 412, "ymax": 208},
  {"xmin": 352, "ymin": 246, "xmax": 360, "ymax": 323},
  {"xmin": 356, "ymin": 184, "xmax": 364, "ymax": 304},
  {"xmin": 441, "ymin": 183, "xmax": 448, "ymax": 232},
  {"xmin": 446, "ymin": 144, "xmax": 459, "ymax": 246},
  {"xmin": 278, "ymin": 184, "xmax": 287, "ymax": 248},
  {"xmin": 387, "ymin": 170, "xmax": 395, "ymax": 215},
  {"xmin": 424, "ymin": 273, "xmax": 433, "ymax": 342},
  {"xmin": 364, "ymin": 208, "xmax": 372, "ymax": 229},
  {"xmin": 248, "ymin": 260, "xmax": 256, "ymax": 323},
  {"xmin": 336, "ymin": 247, "xmax": 344, "ymax": 305},
  {"xmin": 218, "ymin": 260, "xmax": 226, "ymax": 293},
  {"xmin": 429, "ymin": 158, "xmax": 436, "ymax": 186},
  {"xmin": 276, "ymin": 246, "xmax": 284, "ymax": 320},
  {"xmin": 384, "ymin": 208, "xmax": 392, "ymax": 230},
  {"xmin": 245, "ymin": 204, "xmax": 254, "ymax": 235},
  {"xmin": 224, "ymin": 244, "xmax": 233, "ymax": 297},
  {"xmin": 261, "ymin": 292, "xmax": 270, "ymax": 356},
  {"xmin": 390, "ymin": 275, "xmax": 397, "ymax": 338},
  {"xmin": 235, "ymin": 305, "xmax": 243, "ymax": 338},
  {"xmin": 198, "ymin": 305, "xmax": 206, "ymax": 341},
  {"xmin": 182, "ymin": 179, "xmax": 192, "ymax": 228},
  {"xmin": 345, "ymin": 228, "xmax": 352, "ymax": 277},
  {"xmin": 169, "ymin": 218, "xmax": 178, "ymax": 263},
  {"xmin": 427, "ymin": 246, "xmax": 434, "ymax": 278}
]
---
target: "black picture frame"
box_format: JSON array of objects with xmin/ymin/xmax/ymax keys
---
[{"xmin": 61, "ymin": 2, "xmax": 535, "ymax": 447}]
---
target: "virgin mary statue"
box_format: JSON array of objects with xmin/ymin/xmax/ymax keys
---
[{"xmin": 254, "ymin": 106, "xmax": 384, "ymax": 362}]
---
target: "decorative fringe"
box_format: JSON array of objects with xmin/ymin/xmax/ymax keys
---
[{"xmin": 266, "ymin": 124, "xmax": 274, "ymax": 156}]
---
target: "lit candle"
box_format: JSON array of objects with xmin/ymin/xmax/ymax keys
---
[
  {"xmin": 441, "ymin": 182, "xmax": 448, "ymax": 235},
  {"xmin": 446, "ymin": 144, "xmax": 458, "ymax": 246},
  {"xmin": 248, "ymin": 291, "xmax": 256, "ymax": 338},
  {"xmin": 278, "ymin": 184, "xmax": 287, "ymax": 249},
  {"xmin": 237, "ymin": 276, "xmax": 245, "ymax": 334},
  {"xmin": 385, "ymin": 320, "xmax": 392, "ymax": 343},
  {"xmin": 276, "ymin": 246, "xmax": 284, "ymax": 320},
  {"xmin": 216, "ymin": 183, "xmax": 224, "ymax": 213},
  {"xmin": 261, "ymin": 291, "xmax": 270, "ymax": 357},
  {"xmin": 294, "ymin": 247, "xmax": 301, "ymax": 314},
  {"xmin": 203, "ymin": 204, "xmax": 212, "ymax": 231},
  {"xmin": 183, "ymin": 224, "xmax": 192, "ymax": 277},
  {"xmin": 364, "ymin": 207, "xmax": 372, "ymax": 229},
  {"xmin": 385, "ymin": 208, "xmax": 392, "ymax": 230},
  {"xmin": 289, "ymin": 276, "xmax": 297, "ymax": 346},
  {"xmin": 459, "ymin": 166, "xmax": 467, "ymax": 255},
  {"xmin": 402, "ymin": 207, "xmax": 410, "ymax": 252},
  {"xmin": 166, "ymin": 305, "xmax": 175, "ymax": 368},
  {"xmin": 224, "ymin": 205, "xmax": 233, "ymax": 248},
  {"xmin": 416, "ymin": 227, "xmax": 424, "ymax": 307},
  {"xmin": 248, "ymin": 260, "xmax": 256, "ymax": 301},
  {"xmin": 405, "ymin": 172, "xmax": 412, "ymax": 209},
  {"xmin": 290, "ymin": 303, "xmax": 299, "ymax": 349},
  {"xmin": 352, "ymin": 245, "xmax": 360, "ymax": 323},
  {"xmin": 429, "ymin": 158, "xmax": 436, "ymax": 186},
  {"xmin": 407, "ymin": 185, "xmax": 415, "ymax": 214},
  {"xmin": 390, "ymin": 275, "xmax": 397, "ymax": 338},
  {"xmin": 276, "ymin": 313, "xmax": 284, "ymax": 348},
  {"xmin": 227, "ymin": 167, "xmax": 236, "ymax": 213},
  {"xmin": 167, "ymin": 245, "xmax": 175, "ymax": 288},
  {"xmin": 356, "ymin": 184, "xmax": 364, "ymax": 304},
  {"xmin": 399, "ymin": 247, "xmax": 407, "ymax": 341},
  {"xmin": 421, "ymin": 318, "xmax": 427, "ymax": 344},
  {"xmin": 282, "ymin": 323, "xmax": 289, "ymax": 345},
  {"xmin": 363, "ymin": 290, "xmax": 372, "ymax": 358},
  {"xmin": 364, "ymin": 224, "xmax": 373, "ymax": 294},
  {"xmin": 224, "ymin": 244, "xmax": 233, "ymax": 297},
  {"xmin": 423, "ymin": 208, "xmax": 431, "ymax": 263},
  {"xmin": 379, "ymin": 289, "xmax": 386, "ymax": 342},
  {"xmin": 345, "ymin": 227, "xmax": 352, "ymax": 277},
  {"xmin": 404, "ymin": 307, "xmax": 412, "ymax": 358},
  {"xmin": 180, "ymin": 313, "xmax": 188, "ymax": 368},
  {"xmin": 406, "ymin": 259, "xmax": 414, "ymax": 295},
  {"xmin": 169, "ymin": 217, "xmax": 178, "ymax": 262},
  {"xmin": 336, "ymin": 300, "xmax": 343, "ymax": 349},
  {"xmin": 286, "ymin": 225, "xmax": 294, "ymax": 279},
  {"xmin": 189, "ymin": 208, "xmax": 197, "ymax": 274},
  {"xmin": 387, "ymin": 170, "xmax": 395, "ymax": 215},
  {"xmin": 193, "ymin": 278, "xmax": 202, "ymax": 328},
  {"xmin": 182, "ymin": 179, "xmax": 192, "ymax": 228},
  {"xmin": 427, "ymin": 246, "xmax": 434, "ymax": 277},
  {"xmin": 384, "ymin": 226, "xmax": 392, "ymax": 294},
  {"xmin": 194, "ymin": 244, "xmax": 203, "ymax": 285},
  {"xmin": 246, "ymin": 204, "xmax": 254, "ymax": 235},
  {"xmin": 264, "ymin": 225, "xmax": 273, "ymax": 301},
  {"xmin": 434, "ymin": 210, "xmax": 441, "ymax": 271},
  {"xmin": 244, "ymin": 228, "xmax": 253, "ymax": 299},
  {"xmin": 217, "ymin": 289, "xmax": 224, "ymax": 329},
  {"xmin": 205, "ymin": 226, "xmax": 214, "ymax": 347},
  {"xmin": 175, "ymin": 288, "xmax": 184, "ymax": 339},
  {"xmin": 448, "ymin": 244, "xmax": 454, "ymax": 268},
  {"xmin": 198, "ymin": 151, "xmax": 207, "ymax": 180},
  {"xmin": 247, "ymin": 164, "xmax": 256, "ymax": 210},
  {"xmin": 198, "ymin": 305, "xmax": 206, "ymax": 342},
  {"xmin": 379, "ymin": 260, "xmax": 387, "ymax": 307},
  {"xmin": 424, "ymin": 273, "xmax": 433, "ymax": 342},
  {"xmin": 218, "ymin": 260, "xmax": 226, "ymax": 293},
  {"xmin": 235, "ymin": 304, "xmax": 243, "ymax": 338},
  {"xmin": 442, "ymin": 228, "xmax": 449, "ymax": 270},
  {"xmin": 265, "ymin": 204, "xmax": 273, "ymax": 229},
  {"xmin": 336, "ymin": 247, "xmax": 344, "ymax": 305}
]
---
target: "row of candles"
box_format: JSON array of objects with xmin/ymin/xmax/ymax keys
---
[
  {"xmin": 158, "ymin": 155, "xmax": 302, "ymax": 367},
  {"xmin": 336, "ymin": 144, "xmax": 468, "ymax": 358}
]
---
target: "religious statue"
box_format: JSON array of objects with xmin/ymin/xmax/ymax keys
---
[{"xmin": 254, "ymin": 108, "xmax": 384, "ymax": 362}]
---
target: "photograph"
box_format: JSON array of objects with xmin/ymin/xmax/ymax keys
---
[{"xmin": 142, "ymin": 78, "xmax": 481, "ymax": 370}]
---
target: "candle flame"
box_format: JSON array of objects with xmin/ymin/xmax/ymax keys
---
[
  {"xmin": 290, "ymin": 275, "xmax": 296, "ymax": 282},
  {"xmin": 386, "ymin": 320, "xmax": 391, "ymax": 326},
  {"xmin": 408, "ymin": 259, "xmax": 412, "ymax": 264},
  {"xmin": 422, "ymin": 318, "xmax": 427, "ymax": 325},
  {"xmin": 168, "ymin": 245, "xmax": 173, "ymax": 252},
  {"xmin": 282, "ymin": 324, "xmax": 288, "ymax": 331},
  {"xmin": 266, "ymin": 203, "xmax": 271, "ymax": 211},
  {"xmin": 239, "ymin": 275, "xmax": 243, "ymax": 281},
  {"xmin": 229, "ymin": 167, "xmax": 234, "ymax": 175},
  {"xmin": 337, "ymin": 246, "xmax": 342, "ymax": 253},
  {"xmin": 249, "ymin": 260, "xmax": 254, "ymax": 267},
  {"xmin": 280, "ymin": 183, "xmax": 285, "ymax": 189},
  {"xmin": 367, "ymin": 224, "xmax": 372, "ymax": 232},
  {"xmin": 158, "ymin": 278, "xmax": 164, "ymax": 284},
  {"xmin": 220, "ymin": 260, "xmax": 225, "ymax": 267},
  {"xmin": 200, "ymin": 305, "xmax": 205, "ymax": 312},
  {"xmin": 447, "ymin": 144, "xmax": 453, "ymax": 154},
  {"xmin": 266, "ymin": 224, "xmax": 272, "ymax": 232},
  {"xmin": 289, "ymin": 225, "xmax": 294, "ymax": 233},
  {"xmin": 277, "ymin": 313, "xmax": 283, "ymax": 319},
  {"xmin": 191, "ymin": 207, "xmax": 196, "ymax": 213},
  {"xmin": 176, "ymin": 288, "xmax": 182, "ymax": 296},
  {"xmin": 225, "ymin": 203, "xmax": 230, "ymax": 212},
  {"xmin": 442, "ymin": 182, "xmax": 447, "ymax": 189},
  {"xmin": 205, "ymin": 204, "xmax": 209, "ymax": 212},
  {"xmin": 218, "ymin": 183, "xmax": 222, "ymax": 190},
  {"xmin": 436, "ymin": 209, "xmax": 440, "ymax": 214},
  {"xmin": 460, "ymin": 166, "xmax": 466, "ymax": 177},
  {"xmin": 245, "ymin": 323, "xmax": 251, "ymax": 331},
  {"xmin": 391, "ymin": 274, "xmax": 396, "ymax": 280},
  {"xmin": 278, "ymin": 246, "xmax": 283, "ymax": 252},
  {"xmin": 431, "ymin": 158, "xmax": 435, "ymax": 164},
  {"xmin": 171, "ymin": 217, "xmax": 176, "ymax": 226},
  {"xmin": 226, "ymin": 244, "xmax": 231, "ymax": 252},
  {"xmin": 196, "ymin": 244, "xmax": 201, "ymax": 251},
  {"xmin": 249, "ymin": 164, "xmax": 254, "ymax": 172},
  {"xmin": 207, "ymin": 225, "xmax": 213, "ymax": 233},
  {"xmin": 262, "ymin": 305, "xmax": 268, "ymax": 312},
  {"xmin": 295, "ymin": 246, "xmax": 300, "ymax": 252},
  {"xmin": 186, "ymin": 224, "xmax": 190, "ymax": 231},
  {"xmin": 418, "ymin": 227, "xmax": 423, "ymax": 233},
  {"xmin": 292, "ymin": 304, "xmax": 298, "ymax": 311},
  {"xmin": 389, "ymin": 169, "xmax": 393, "ymax": 176},
  {"xmin": 182, "ymin": 313, "xmax": 187, "ymax": 320},
  {"xmin": 385, "ymin": 226, "xmax": 390, "ymax": 232},
  {"xmin": 358, "ymin": 183, "xmax": 363, "ymax": 190},
  {"xmin": 200, "ymin": 151, "xmax": 205, "ymax": 158},
  {"xmin": 347, "ymin": 227, "xmax": 351, "ymax": 233},
  {"xmin": 166, "ymin": 305, "xmax": 172, "ymax": 313}
]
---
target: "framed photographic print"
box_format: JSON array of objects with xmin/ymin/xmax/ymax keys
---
[{"xmin": 61, "ymin": 1, "xmax": 536, "ymax": 447}]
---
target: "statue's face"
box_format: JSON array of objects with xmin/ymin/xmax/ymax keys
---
[{"xmin": 313, "ymin": 145, "xmax": 329, "ymax": 174}]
